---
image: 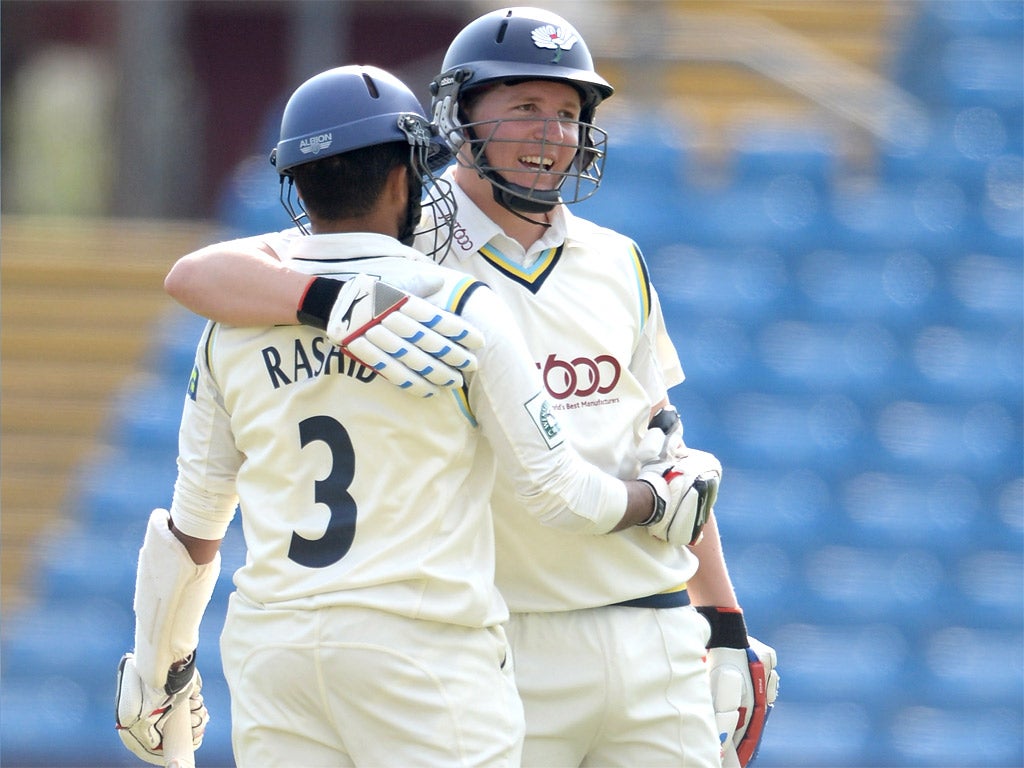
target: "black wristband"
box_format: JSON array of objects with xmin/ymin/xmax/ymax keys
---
[
  {"xmin": 164, "ymin": 650, "xmax": 197, "ymax": 695},
  {"xmin": 297, "ymin": 276, "xmax": 344, "ymax": 330},
  {"xmin": 696, "ymin": 606, "xmax": 749, "ymax": 649},
  {"xmin": 636, "ymin": 479, "xmax": 665, "ymax": 527}
]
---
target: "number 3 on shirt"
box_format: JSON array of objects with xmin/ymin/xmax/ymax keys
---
[{"xmin": 288, "ymin": 415, "xmax": 357, "ymax": 568}]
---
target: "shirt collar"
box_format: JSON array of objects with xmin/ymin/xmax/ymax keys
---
[
  {"xmin": 284, "ymin": 231, "xmax": 429, "ymax": 264},
  {"xmin": 445, "ymin": 167, "xmax": 576, "ymax": 268}
]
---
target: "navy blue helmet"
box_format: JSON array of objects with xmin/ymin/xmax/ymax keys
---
[
  {"xmin": 429, "ymin": 7, "xmax": 613, "ymax": 213},
  {"xmin": 271, "ymin": 65, "xmax": 455, "ymax": 253}
]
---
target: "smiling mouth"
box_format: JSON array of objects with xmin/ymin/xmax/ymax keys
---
[{"xmin": 519, "ymin": 155, "xmax": 555, "ymax": 170}]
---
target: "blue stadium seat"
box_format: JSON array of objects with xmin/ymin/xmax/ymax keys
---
[
  {"xmin": 907, "ymin": 323, "xmax": 1023, "ymax": 402},
  {"xmin": 729, "ymin": 122, "xmax": 839, "ymax": 192},
  {"xmin": 145, "ymin": 307, "xmax": 210, "ymax": 383},
  {"xmin": 872, "ymin": 398, "xmax": 1022, "ymax": 478},
  {"xmin": 888, "ymin": 704, "xmax": 1024, "ymax": 767},
  {"xmin": 714, "ymin": 391, "xmax": 870, "ymax": 472},
  {"xmin": 651, "ymin": 242, "xmax": 794, "ymax": 323},
  {"xmin": 68, "ymin": 449, "xmax": 177, "ymax": 524},
  {"xmin": 827, "ymin": 176, "xmax": 972, "ymax": 254},
  {"xmin": 104, "ymin": 375, "xmax": 189, "ymax": 458},
  {"xmin": 752, "ymin": 699, "xmax": 880, "ymax": 767},
  {"xmin": 767, "ymin": 621, "xmax": 914, "ymax": 705},
  {"xmin": 879, "ymin": 107, "xmax": 1015, "ymax": 195},
  {"xmin": 217, "ymin": 152, "xmax": 293, "ymax": 239},
  {"xmin": 792, "ymin": 247, "xmax": 943, "ymax": 325},
  {"xmin": 713, "ymin": 466, "xmax": 831, "ymax": 547},
  {"xmin": 682, "ymin": 182, "xmax": 830, "ymax": 251},
  {"xmin": 800, "ymin": 544, "xmax": 949, "ymax": 624},
  {"xmin": 32, "ymin": 525, "xmax": 143, "ymax": 602},
  {"xmin": 916, "ymin": 625, "xmax": 1024, "ymax": 703},
  {"xmin": 945, "ymin": 250, "xmax": 1024, "ymax": 321},
  {"xmin": 0, "ymin": 675, "xmax": 139, "ymax": 767},
  {"xmin": 600, "ymin": 116, "xmax": 692, "ymax": 190},
  {"xmin": 953, "ymin": 548, "xmax": 1024, "ymax": 627},
  {"xmin": 2, "ymin": 596, "xmax": 134, "ymax": 685},
  {"xmin": 941, "ymin": 35, "xmax": 1024, "ymax": 114}
]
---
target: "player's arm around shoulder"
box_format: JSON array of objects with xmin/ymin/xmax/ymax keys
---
[
  {"xmin": 165, "ymin": 232, "xmax": 304, "ymax": 326},
  {"xmin": 459, "ymin": 285, "xmax": 659, "ymax": 534}
]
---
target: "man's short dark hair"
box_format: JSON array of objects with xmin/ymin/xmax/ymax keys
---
[{"xmin": 292, "ymin": 141, "xmax": 408, "ymax": 221}]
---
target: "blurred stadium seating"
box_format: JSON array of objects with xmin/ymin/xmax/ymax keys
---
[{"xmin": 1, "ymin": 2, "xmax": 1021, "ymax": 766}]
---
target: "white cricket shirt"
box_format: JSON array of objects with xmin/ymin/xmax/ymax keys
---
[
  {"xmin": 170, "ymin": 231, "xmax": 630, "ymax": 628},
  {"xmin": 418, "ymin": 172, "xmax": 700, "ymax": 613}
]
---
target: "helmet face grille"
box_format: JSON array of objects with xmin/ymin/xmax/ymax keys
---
[
  {"xmin": 455, "ymin": 115, "xmax": 608, "ymax": 208},
  {"xmin": 429, "ymin": 8, "xmax": 613, "ymax": 211}
]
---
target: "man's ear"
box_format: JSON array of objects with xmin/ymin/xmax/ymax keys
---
[{"xmin": 386, "ymin": 163, "xmax": 409, "ymax": 207}]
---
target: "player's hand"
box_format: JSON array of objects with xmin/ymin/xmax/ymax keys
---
[
  {"xmin": 327, "ymin": 273, "xmax": 484, "ymax": 398},
  {"xmin": 115, "ymin": 652, "xmax": 208, "ymax": 765},
  {"xmin": 698, "ymin": 607, "xmax": 779, "ymax": 767},
  {"xmin": 636, "ymin": 406, "xmax": 685, "ymax": 464},
  {"xmin": 638, "ymin": 447, "xmax": 721, "ymax": 546}
]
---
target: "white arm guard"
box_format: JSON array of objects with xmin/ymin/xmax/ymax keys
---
[{"xmin": 132, "ymin": 508, "xmax": 220, "ymax": 691}]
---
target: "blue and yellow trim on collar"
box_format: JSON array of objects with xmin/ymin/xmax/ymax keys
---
[{"xmin": 477, "ymin": 243, "xmax": 564, "ymax": 294}]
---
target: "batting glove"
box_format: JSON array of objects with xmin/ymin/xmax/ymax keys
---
[
  {"xmin": 697, "ymin": 607, "xmax": 779, "ymax": 767},
  {"xmin": 637, "ymin": 447, "xmax": 721, "ymax": 546},
  {"xmin": 115, "ymin": 651, "xmax": 208, "ymax": 765},
  {"xmin": 636, "ymin": 406, "xmax": 685, "ymax": 464},
  {"xmin": 300, "ymin": 273, "xmax": 484, "ymax": 398}
]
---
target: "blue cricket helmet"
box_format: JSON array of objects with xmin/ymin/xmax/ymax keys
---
[
  {"xmin": 272, "ymin": 64, "xmax": 449, "ymax": 175},
  {"xmin": 429, "ymin": 7, "xmax": 614, "ymax": 213}
]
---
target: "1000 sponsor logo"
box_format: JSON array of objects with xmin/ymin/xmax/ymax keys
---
[{"xmin": 538, "ymin": 353, "xmax": 620, "ymax": 399}]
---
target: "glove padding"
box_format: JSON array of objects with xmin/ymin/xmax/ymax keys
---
[
  {"xmin": 707, "ymin": 638, "xmax": 779, "ymax": 767},
  {"xmin": 638, "ymin": 447, "xmax": 721, "ymax": 546},
  {"xmin": 636, "ymin": 406, "xmax": 685, "ymax": 464},
  {"xmin": 116, "ymin": 652, "xmax": 208, "ymax": 765},
  {"xmin": 326, "ymin": 273, "xmax": 484, "ymax": 398}
]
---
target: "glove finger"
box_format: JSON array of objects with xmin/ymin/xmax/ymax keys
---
[
  {"xmin": 358, "ymin": 326, "xmax": 465, "ymax": 389},
  {"xmin": 398, "ymin": 293, "xmax": 485, "ymax": 349},
  {"xmin": 636, "ymin": 427, "xmax": 669, "ymax": 465},
  {"xmin": 342, "ymin": 337, "xmax": 445, "ymax": 398},
  {"xmin": 190, "ymin": 696, "xmax": 209, "ymax": 749},
  {"xmin": 380, "ymin": 311, "xmax": 478, "ymax": 372},
  {"xmin": 747, "ymin": 637, "xmax": 780, "ymax": 706}
]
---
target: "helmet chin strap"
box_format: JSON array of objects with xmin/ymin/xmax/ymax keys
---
[
  {"xmin": 398, "ymin": 171, "xmax": 423, "ymax": 245},
  {"xmin": 482, "ymin": 168, "xmax": 556, "ymax": 228}
]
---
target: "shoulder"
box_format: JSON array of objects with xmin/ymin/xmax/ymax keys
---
[{"xmin": 563, "ymin": 211, "xmax": 643, "ymax": 258}]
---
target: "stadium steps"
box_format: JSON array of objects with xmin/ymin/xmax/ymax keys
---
[
  {"xmin": 0, "ymin": 215, "xmax": 214, "ymax": 614},
  {"xmin": 595, "ymin": 0, "xmax": 915, "ymax": 167}
]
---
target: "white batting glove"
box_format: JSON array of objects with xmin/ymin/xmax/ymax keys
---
[
  {"xmin": 115, "ymin": 652, "xmax": 208, "ymax": 765},
  {"xmin": 300, "ymin": 273, "xmax": 485, "ymax": 399},
  {"xmin": 636, "ymin": 406, "xmax": 685, "ymax": 464},
  {"xmin": 698, "ymin": 608, "xmax": 779, "ymax": 767},
  {"xmin": 638, "ymin": 447, "xmax": 721, "ymax": 546}
]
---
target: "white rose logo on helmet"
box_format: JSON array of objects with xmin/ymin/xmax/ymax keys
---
[{"xmin": 531, "ymin": 25, "xmax": 578, "ymax": 62}]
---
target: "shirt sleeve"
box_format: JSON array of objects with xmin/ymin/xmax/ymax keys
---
[
  {"xmin": 629, "ymin": 285, "xmax": 685, "ymax": 407},
  {"xmin": 462, "ymin": 286, "xmax": 628, "ymax": 535},
  {"xmin": 169, "ymin": 322, "xmax": 242, "ymax": 540}
]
